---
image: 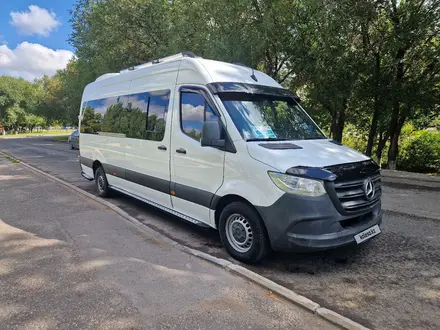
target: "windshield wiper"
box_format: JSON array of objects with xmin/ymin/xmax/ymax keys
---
[{"xmin": 246, "ymin": 138, "xmax": 288, "ymax": 142}]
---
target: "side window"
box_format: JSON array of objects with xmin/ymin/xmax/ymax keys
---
[
  {"xmin": 146, "ymin": 91, "xmax": 169, "ymax": 141},
  {"xmin": 181, "ymin": 92, "xmax": 218, "ymax": 141},
  {"xmin": 80, "ymin": 90, "xmax": 169, "ymax": 140},
  {"xmin": 126, "ymin": 90, "xmax": 169, "ymax": 141},
  {"xmin": 127, "ymin": 92, "xmax": 149, "ymax": 139},
  {"xmin": 80, "ymin": 99, "xmax": 110, "ymax": 134},
  {"xmin": 102, "ymin": 96, "xmax": 128, "ymax": 136}
]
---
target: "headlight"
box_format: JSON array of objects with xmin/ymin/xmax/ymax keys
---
[{"xmin": 268, "ymin": 171, "xmax": 326, "ymax": 197}]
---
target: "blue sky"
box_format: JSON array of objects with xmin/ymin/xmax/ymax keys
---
[{"xmin": 0, "ymin": 1, "xmax": 76, "ymax": 80}]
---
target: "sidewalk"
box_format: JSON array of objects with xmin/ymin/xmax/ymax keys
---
[
  {"xmin": 381, "ymin": 169, "xmax": 440, "ymax": 190},
  {"xmin": 0, "ymin": 156, "xmax": 334, "ymax": 329}
]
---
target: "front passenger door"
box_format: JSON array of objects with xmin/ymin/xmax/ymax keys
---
[{"xmin": 170, "ymin": 88, "xmax": 225, "ymax": 226}]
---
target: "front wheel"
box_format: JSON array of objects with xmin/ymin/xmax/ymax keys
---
[
  {"xmin": 95, "ymin": 166, "xmax": 111, "ymax": 198},
  {"xmin": 219, "ymin": 202, "xmax": 270, "ymax": 264}
]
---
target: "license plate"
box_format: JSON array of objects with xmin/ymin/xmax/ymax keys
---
[{"xmin": 354, "ymin": 225, "xmax": 381, "ymax": 244}]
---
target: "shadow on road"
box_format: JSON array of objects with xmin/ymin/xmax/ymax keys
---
[{"xmin": 0, "ymin": 220, "xmax": 141, "ymax": 329}]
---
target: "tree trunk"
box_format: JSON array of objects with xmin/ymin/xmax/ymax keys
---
[
  {"xmin": 388, "ymin": 106, "xmax": 409, "ymax": 170},
  {"xmin": 331, "ymin": 114, "xmax": 344, "ymax": 142},
  {"xmin": 330, "ymin": 101, "xmax": 347, "ymax": 143},
  {"xmin": 375, "ymin": 131, "xmax": 388, "ymax": 166},
  {"xmin": 387, "ymin": 120, "xmax": 404, "ymax": 170},
  {"xmin": 337, "ymin": 104, "xmax": 346, "ymax": 142},
  {"xmin": 366, "ymin": 108, "xmax": 379, "ymax": 156},
  {"xmin": 386, "ymin": 101, "xmax": 400, "ymax": 169},
  {"xmin": 386, "ymin": 48, "xmax": 405, "ymax": 168},
  {"xmin": 366, "ymin": 53, "xmax": 381, "ymax": 156},
  {"xmin": 330, "ymin": 110, "xmax": 337, "ymax": 140}
]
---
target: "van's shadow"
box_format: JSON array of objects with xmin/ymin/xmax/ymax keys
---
[{"xmin": 107, "ymin": 189, "xmax": 377, "ymax": 275}]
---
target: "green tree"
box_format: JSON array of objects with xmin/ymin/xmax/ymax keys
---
[
  {"xmin": 0, "ymin": 76, "xmax": 42, "ymax": 123},
  {"xmin": 4, "ymin": 104, "xmax": 26, "ymax": 133},
  {"xmin": 25, "ymin": 113, "xmax": 46, "ymax": 132},
  {"xmin": 65, "ymin": 0, "xmax": 440, "ymax": 170},
  {"xmin": 287, "ymin": 0, "xmax": 366, "ymax": 142}
]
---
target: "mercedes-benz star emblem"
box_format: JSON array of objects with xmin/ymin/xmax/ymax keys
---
[{"xmin": 363, "ymin": 178, "xmax": 375, "ymax": 200}]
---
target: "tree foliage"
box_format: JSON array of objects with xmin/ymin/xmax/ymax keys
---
[{"xmin": 1, "ymin": 0, "xmax": 439, "ymax": 171}]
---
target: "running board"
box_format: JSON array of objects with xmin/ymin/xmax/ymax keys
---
[
  {"xmin": 81, "ymin": 171, "xmax": 94, "ymax": 181},
  {"xmin": 109, "ymin": 185, "xmax": 209, "ymax": 227}
]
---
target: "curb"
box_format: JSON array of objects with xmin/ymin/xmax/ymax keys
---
[
  {"xmin": 0, "ymin": 150, "xmax": 370, "ymax": 330},
  {"xmin": 381, "ymin": 169, "xmax": 440, "ymax": 183}
]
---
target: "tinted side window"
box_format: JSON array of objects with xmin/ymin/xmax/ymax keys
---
[
  {"xmin": 101, "ymin": 96, "xmax": 129, "ymax": 136},
  {"xmin": 181, "ymin": 92, "xmax": 218, "ymax": 141},
  {"xmin": 80, "ymin": 90, "xmax": 169, "ymax": 139},
  {"xmin": 80, "ymin": 96, "xmax": 129, "ymax": 135},
  {"xmin": 127, "ymin": 90, "xmax": 169, "ymax": 141},
  {"xmin": 80, "ymin": 98, "xmax": 111, "ymax": 134},
  {"xmin": 146, "ymin": 92, "xmax": 169, "ymax": 141},
  {"xmin": 127, "ymin": 92, "xmax": 149, "ymax": 139}
]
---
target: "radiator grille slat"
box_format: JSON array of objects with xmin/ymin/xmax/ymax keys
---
[{"xmin": 334, "ymin": 175, "xmax": 381, "ymax": 212}]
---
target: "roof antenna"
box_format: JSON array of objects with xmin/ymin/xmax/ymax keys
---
[{"xmin": 250, "ymin": 45, "xmax": 258, "ymax": 82}]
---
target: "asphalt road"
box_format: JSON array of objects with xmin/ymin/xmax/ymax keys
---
[
  {"xmin": 0, "ymin": 154, "xmax": 333, "ymax": 330},
  {"xmin": 1, "ymin": 136, "xmax": 439, "ymax": 330}
]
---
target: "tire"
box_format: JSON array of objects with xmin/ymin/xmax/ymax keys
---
[
  {"xmin": 219, "ymin": 201, "xmax": 270, "ymax": 264},
  {"xmin": 95, "ymin": 166, "xmax": 111, "ymax": 198}
]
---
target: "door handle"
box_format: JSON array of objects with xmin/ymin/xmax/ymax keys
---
[
  {"xmin": 176, "ymin": 148, "xmax": 187, "ymax": 154},
  {"xmin": 158, "ymin": 145, "xmax": 167, "ymax": 151}
]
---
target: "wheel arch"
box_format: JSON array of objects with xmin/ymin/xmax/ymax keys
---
[
  {"xmin": 92, "ymin": 160, "xmax": 103, "ymax": 175},
  {"xmin": 214, "ymin": 194, "xmax": 266, "ymax": 233}
]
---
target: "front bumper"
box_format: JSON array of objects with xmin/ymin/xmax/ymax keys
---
[{"xmin": 256, "ymin": 193, "xmax": 382, "ymax": 252}]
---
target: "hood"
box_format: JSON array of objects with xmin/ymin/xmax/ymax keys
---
[{"xmin": 246, "ymin": 139, "xmax": 370, "ymax": 172}]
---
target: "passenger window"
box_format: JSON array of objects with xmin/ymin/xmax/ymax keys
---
[
  {"xmin": 146, "ymin": 93, "xmax": 169, "ymax": 141},
  {"xmin": 80, "ymin": 90, "xmax": 169, "ymax": 140},
  {"xmin": 127, "ymin": 92, "xmax": 149, "ymax": 139},
  {"xmin": 80, "ymin": 98, "xmax": 112, "ymax": 134},
  {"xmin": 181, "ymin": 92, "xmax": 218, "ymax": 141},
  {"xmin": 99, "ymin": 96, "xmax": 129, "ymax": 136}
]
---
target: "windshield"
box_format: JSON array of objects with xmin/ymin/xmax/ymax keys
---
[{"xmin": 220, "ymin": 94, "xmax": 326, "ymax": 141}]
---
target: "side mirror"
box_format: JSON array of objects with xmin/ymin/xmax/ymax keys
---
[{"xmin": 201, "ymin": 120, "xmax": 225, "ymax": 148}]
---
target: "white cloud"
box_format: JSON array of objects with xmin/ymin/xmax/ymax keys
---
[
  {"xmin": 93, "ymin": 97, "xmax": 118, "ymax": 115},
  {"xmin": 10, "ymin": 5, "xmax": 61, "ymax": 37},
  {"xmin": 182, "ymin": 104, "xmax": 204, "ymax": 121},
  {"xmin": 181, "ymin": 103, "xmax": 217, "ymax": 121},
  {"xmin": 0, "ymin": 42, "xmax": 74, "ymax": 80}
]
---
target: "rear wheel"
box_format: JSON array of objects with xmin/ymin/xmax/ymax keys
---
[
  {"xmin": 219, "ymin": 202, "xmax": 270, "ymax": 264},
  {"xmin": 95, "ymin": 166, "xmax": 110, "ymax": 197}
]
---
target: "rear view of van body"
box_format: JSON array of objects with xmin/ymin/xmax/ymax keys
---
[{"xmin": 79, "ymin": 52, "xmax": 382, "ymax": 263}]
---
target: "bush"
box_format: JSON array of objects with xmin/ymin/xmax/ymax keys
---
[
  {"xmin": 342, "ymin": 125, "xmax": 368, "ymax": 152},
  {"xmin": 342, "ymin": 123, "xmax": 440, "ymax": 173},
  {"xmin": 398, "ymin": 130, "xmax": 440, "ymax": 173}
]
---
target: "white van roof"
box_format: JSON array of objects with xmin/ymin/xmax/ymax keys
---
[{"xmin": 92, "ymin": 52, "xmax": 283, "ymax": 89}]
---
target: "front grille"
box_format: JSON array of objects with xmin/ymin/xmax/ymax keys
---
[{"xmin": 334, "ymin": 175, "xmax": 381, "ymax": 212}]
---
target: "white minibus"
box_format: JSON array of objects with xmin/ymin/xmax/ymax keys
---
[{"xmin": 79, "ymin": 52, "xmax": 382, "ymax": 263}]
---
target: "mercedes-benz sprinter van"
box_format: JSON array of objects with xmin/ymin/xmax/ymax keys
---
[{"xmin": 79, "ymin": 52, "xmax": 382, "ymax": 263}]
